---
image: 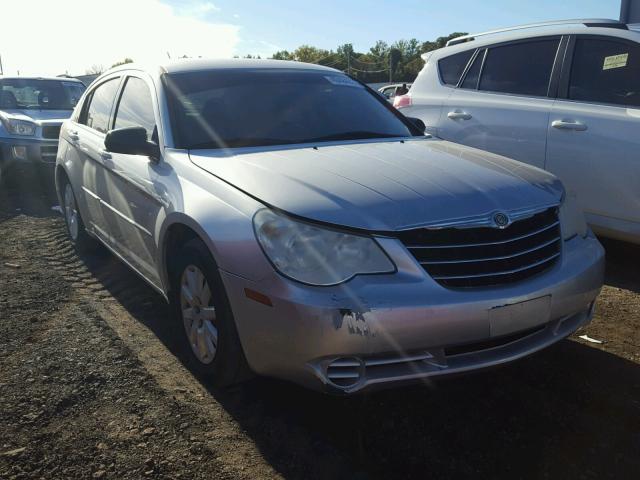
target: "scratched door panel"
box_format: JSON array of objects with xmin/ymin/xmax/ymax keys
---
[{"xmin": 101, "ymin": 152, "xmax": 163, "ymax": 285}]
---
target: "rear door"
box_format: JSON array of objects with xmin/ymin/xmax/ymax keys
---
[
  {"xmin": 438, "ymin": 37, "xmax": 563, "ymax": 169},
  {"xmin": 546, "ymin": 35, "xmax": 640, "ymax": 240},
  {"xmin": 100, "ymin": 74, "xmax": 165, "ymax": 286},
  {"xmin": 67, "ymin": 76, "xmax": 122, "ymax": 244}
]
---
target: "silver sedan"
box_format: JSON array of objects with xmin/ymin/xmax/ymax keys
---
[{"xmin": 55, "ymin": 59, "xmax": 604, "ymax": 394}]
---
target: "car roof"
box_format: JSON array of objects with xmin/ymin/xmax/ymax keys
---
[
  {"xmin": 105, "ymin": 58, "xmax": 341, "ymax": 77},
  {"xmin": 0, "ymin": 75, "xmax": 84, "ymax": 83},
  {"xmin": 426, "ymin": 18, "xmax": 640, "ymax": 59}
]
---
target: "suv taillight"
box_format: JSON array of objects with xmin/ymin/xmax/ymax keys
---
[{"xmin": 393, "ymin": 94, "xmax": 412, "ymax": 109}]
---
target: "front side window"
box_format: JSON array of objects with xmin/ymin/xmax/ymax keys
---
[
  {"xmin": 164, "ymin": 69, "xmax": 415, "ymax": 150},
  {"xmin": 569, "ymin": 37, "xmax": 640, "ymax": 107},
  {"xmin": 113, "ymin": 77, "xmax": 156, "ymax": 140},
  {"xmin": 83, "ymin": 79, "xmax": 120, "ymax": 133},
  {"xmin": 479, "ymin": 39, "xmax": 560, "ymax": 97},
  {"xmin": 0, "ymin": 79, "xmax": 85, "ymax": 110},
  {"xmin": 438, "ymin": 50, "xmax": 474, "ymax": 86}
]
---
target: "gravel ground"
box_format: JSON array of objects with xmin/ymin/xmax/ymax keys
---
[{"xmin": 1, "ymin": 169, "xmax": 639, "ymax": 479}]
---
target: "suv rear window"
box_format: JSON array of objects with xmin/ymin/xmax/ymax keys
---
[
  {"xmin": 478, "ymin": 39, "xmax": 560, "ymax": 97},
  {"xmin": 438, "ymin": 50, "xmax": 474, "ymax": 86},
  {"xmin": 568, "ymin": 37, "xmax": 640, "ymax": 107}
]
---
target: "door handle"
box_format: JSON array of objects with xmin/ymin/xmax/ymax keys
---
[
  {"xmin": 551, "ymin": 120, "xmax": 587, "ymax": 131},
  {"xmin": 447, "ymin": 110, "xmax": 472, "ymax": 120}
]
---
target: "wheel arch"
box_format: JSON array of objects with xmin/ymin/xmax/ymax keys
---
[{"xmin": 158, "ymin": 213, "xmax": 220, "ymax": 295}]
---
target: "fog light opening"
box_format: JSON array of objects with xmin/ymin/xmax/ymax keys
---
[
  {"xmin": 326, "ymin": 357, "xmax": 363, "ymax": 389},
  {"xmin": 12, "ymin": 146, "xmax": 27, "ymax": 160}
]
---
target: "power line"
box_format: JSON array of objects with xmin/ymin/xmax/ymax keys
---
[{"xmin": 350, "ymin": 66, "xmax": 389, "ymax": 73}]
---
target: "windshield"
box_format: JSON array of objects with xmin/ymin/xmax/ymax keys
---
[
  {"xmin": 164, "ymin": 69, "xmax": 415, "ymax": 149},
  {"xmin": 0, "ymin": 79, "xmax": 86, "ymax": 110}
]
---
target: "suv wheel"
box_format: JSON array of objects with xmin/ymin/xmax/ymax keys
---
[{"xmin": 170, "ymin": 239, "xmax": 250, "ymax": 387}]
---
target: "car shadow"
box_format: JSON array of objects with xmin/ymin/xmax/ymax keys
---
[
  {"xmin": 0, "ymin": 167, "xmax": 59, "ymax": 221},
  {"xmin": 70, "ymin": 235, "xmax": 640, "ymax": 480}
]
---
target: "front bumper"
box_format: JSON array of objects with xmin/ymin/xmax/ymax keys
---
[
  {"xmin": 0, "ymin": 136, "xmax": 59, "ymax": 167},
  {"xmin": 221, "ymin": 233, "xmax": 605, "ymax": 394}
]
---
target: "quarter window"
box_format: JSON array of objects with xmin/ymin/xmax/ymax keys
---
[
  {"xmin": 478, "ymin": 39, "xmax": 560, "ymax": 97},
  {"xmin": 568, "ymin": 38, "xmax": 640, "ymax": 107},
  {"xmin": 113, "ymin": 77, "xmax": 157, "ymax": 140},
  {"xmin": 438, "ymin": 50, "xmax": 474, "ymax": 86},
  {"xmin": 82, "ymin": 79, "xmax": 120, "ymax": 133}
]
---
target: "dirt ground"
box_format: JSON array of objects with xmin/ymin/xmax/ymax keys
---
[{"xmin": 1, "ymin": 169, "xmax": 639, "ymax": 480}]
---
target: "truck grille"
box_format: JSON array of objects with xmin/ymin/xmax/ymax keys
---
[
  {"xmin": 41, "ymin": 125, "xmax": 61, "ymax": 139},
  {"xmin": 397, "ymin": 207, "xmax": 561, "ymax": 288}
]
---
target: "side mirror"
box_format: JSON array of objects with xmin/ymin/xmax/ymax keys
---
[
  {"xmin": 104, "ymin": 127, "xmax": 160, "ymax": 161},
  {"xmin": 405, "ymin": 117, "xmax": 426, "ymax": 134}
]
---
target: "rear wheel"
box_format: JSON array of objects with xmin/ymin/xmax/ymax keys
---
[
  {"xmin": 61, "ymin": 176, "xmax": 97, "ymax": 253},
  {"xmin": 170, "ymin": 239, "xmax": 250, "ymax": 387}
]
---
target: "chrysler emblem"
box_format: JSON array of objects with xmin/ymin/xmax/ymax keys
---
[{"xmin": 493, "ymin": 212, "xmax": 510, "ymax": 229}]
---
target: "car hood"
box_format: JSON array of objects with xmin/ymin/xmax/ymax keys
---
[
  {"xmin": 0, "ymin": 109, "xmax": 72, "ymax": 124},
  {"xmin": 189, "ymin": 138, "xmax": 563, "ymax": 231}
]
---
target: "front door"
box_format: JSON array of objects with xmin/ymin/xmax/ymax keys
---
[{"xmin": 100, "ymin": 75, "xmax": 165, "ymax": 286}]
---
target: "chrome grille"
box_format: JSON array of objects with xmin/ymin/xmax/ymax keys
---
[
  {"xmin": 397, "ymin": 207, "xmax": 561, "ymax": 288},
  {"xmin": 41, "ymin": 125, "xmax": 61, "ymax": 139}
]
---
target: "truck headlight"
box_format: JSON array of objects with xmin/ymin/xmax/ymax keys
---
[
  {"xmin": 5, "ymin": 119, "xmax": 36, "ymax": 136},
  {"xmin": 253, "ymin": 209, "xmax": 395, "ymax": 286},
  {"xmin": 559, "ymin": 192, "xmax": 588, "ymax": 240}
]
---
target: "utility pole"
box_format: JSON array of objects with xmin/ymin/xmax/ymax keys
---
[
  {"xmin": 389, "ymin": 53, "xmax": 392, "ymax": 84},
  {"xmin": 347, "ymin": 54, "xmax": 351, "ymax": 76}
]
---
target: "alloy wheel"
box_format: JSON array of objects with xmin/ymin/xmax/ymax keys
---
[{"xmin": 180, "ymin": 264, "xmax": 218, "ymax": 365}]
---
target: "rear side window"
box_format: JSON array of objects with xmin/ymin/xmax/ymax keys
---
[
  {"xmin": 479, "ymin": 39, "xmax": 560, "ymax": 97},
  {"xmin": 568, "ymin": 37, "xmax": 640, "ymax": 107},
  {"xmin": 113, "ymin": 77, "xmax": 157, "ymax": 141},
  {"xmin": 438, "ymin": 50, "xmax": 474, "ymax": 86},
  {"xmin": 82, "ymin": 79, "xmax": 120, "ymax": 133}
]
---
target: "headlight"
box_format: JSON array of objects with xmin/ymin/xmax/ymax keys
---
[
  {"xmin": 253, "ymin": 209, "xmax": 395, "ymax": 286},
  {"xmin": 4, "ymin": 118, "xmax": 36, "ymax": 136},
  {"xmin": 559, "ymin": 192, "xmax": 588, "ymax": 240}
]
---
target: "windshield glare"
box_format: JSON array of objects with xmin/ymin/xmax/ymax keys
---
[
  {"xmin": 0, "ymin": 79, "xmax": 86, "ymax": 111},
  {"xmin": 165, "ymin": 69, "xmax": 414, "ymax": 149}
]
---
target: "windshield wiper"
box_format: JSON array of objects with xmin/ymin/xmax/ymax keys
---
[{"xmin": 302, "ymin": 131, "xmax": 404, "ymax": 143}]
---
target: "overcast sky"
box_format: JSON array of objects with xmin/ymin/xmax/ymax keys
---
[{"xmin": 0, "ymin": 0, "xmax": 621, "ymax": 77}]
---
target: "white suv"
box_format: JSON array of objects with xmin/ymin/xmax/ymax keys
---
[{"xmin": 397, "ymin": 19, "xmax": 640, "ymax": 245}]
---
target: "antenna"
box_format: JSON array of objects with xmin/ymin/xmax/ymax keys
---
[{"xmin": 0, "ymin": 54, "xmax": 3, "ymax": 75}]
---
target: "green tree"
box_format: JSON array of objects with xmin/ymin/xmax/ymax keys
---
[
  {"xmin": 269, "ymin": 32, "xmax": 468, "ymax": 83},
  {"xmin": 111, "ymin": 58, "xmax": 134, "ymax": 68}
]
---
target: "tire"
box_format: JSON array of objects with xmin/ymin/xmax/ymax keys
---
[
  {"xmin": 169, "ymin": 238, "xmax": 250, "ymax": 387},
  {"xmin": 60, "ymin": 175, "xmax": 98, "ymax": 253}
]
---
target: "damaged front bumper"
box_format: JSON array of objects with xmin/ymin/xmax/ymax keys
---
[{"xmin": 221, "ymin": 233, "xmax": 605, "ymax": 394}]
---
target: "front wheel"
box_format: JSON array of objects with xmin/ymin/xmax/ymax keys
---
[{"xmin": 170, "ymin": 239, "xmax": 250, "ymax": 387}]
